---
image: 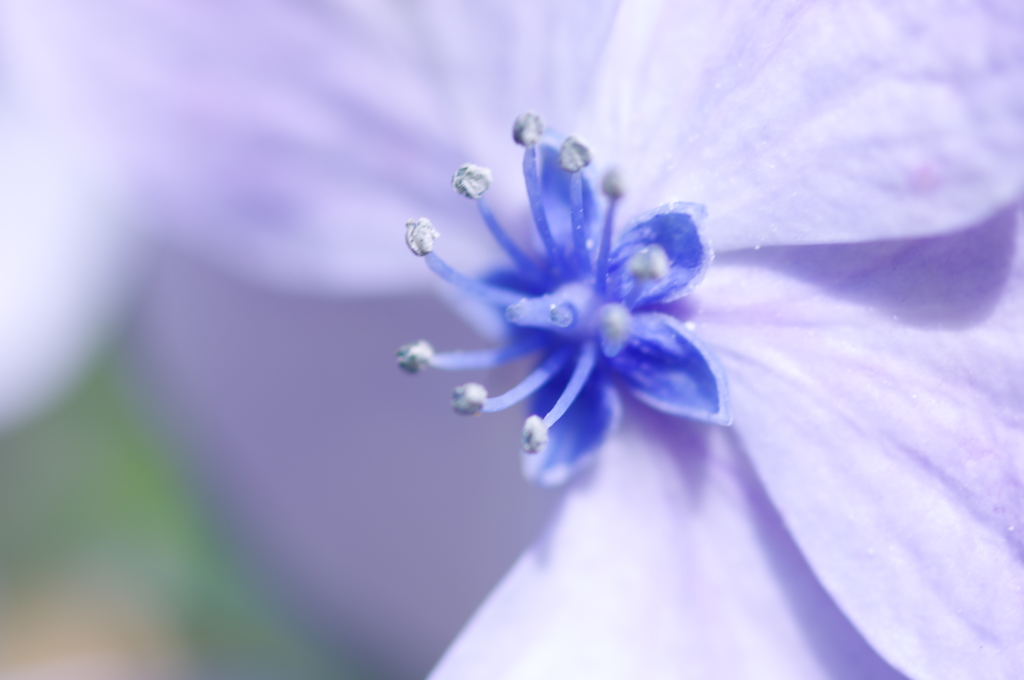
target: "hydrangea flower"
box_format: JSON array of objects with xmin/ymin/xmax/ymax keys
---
[
  {"xmin": 398, "ymin": 115, "xmax": 730, "ymax": 485},
  {"xmin": 8, "ymin": 1, "xmax": 1024, "ymax": 679},
  {"xmin": 0, "ymin": 73, "xmax": 133, "ymax": 430}
]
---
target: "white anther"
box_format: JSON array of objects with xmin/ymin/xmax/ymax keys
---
[
  {"xmin": 452, "ymin": 164, "xmax": 492, "ymax": 199},
  {"xmin": 522, "ymin": 415, "xmax": 549, "ymax": 453},
  {"xmin": 452, "ymin": 382, "xmax": 488, "ymax": 415},
  {"xmin": 396, "ymin": 340, "xmax": 434, "ymax": 373},
  {"xmin": 513, "ymin": 111, "xmax": 545, "ymax": 146},
  {"xmin": 599, "ymin": 304, "xmax": 632, "ymax": 344},
  {"xmin": 627, "ymin": 244, "xmax": 670, "ymax": 281},
  {"xmin": 558, "ymin": 136, "xmax": 592, "ymax": 172},
  {"xmin": 602, "ymin": 168, "xmax": 625, "ymax": 198},
  {"xmin": 405, "ymin": 217, "xmax": 439, "ymax": 256}
]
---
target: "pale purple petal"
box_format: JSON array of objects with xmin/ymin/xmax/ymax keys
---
[
  {"xmin": 1, "ymin": 0, "xmax": 619, "ymax": 293},
  {"xmin": 693, "ymin": 204, "xmax": 1024, "ymax": 678},
  {"xmin": 431, "ymin": 411, "xmax": 907, "ymax": 680},
  {"xmin": 581, "ymin": 0, "xmax": 1024, "ymax": 250}
]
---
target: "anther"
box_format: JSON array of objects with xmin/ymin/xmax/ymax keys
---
[
  {"xmin": 600, "ymin": 304, "xmax": 632, "ymax": 345},
  {"xmin": 405, "ymin": 218, "xmax": 439, "ymax": 256},
  {"xmin": 558, "ymin": 136, "xmax": 592, "ymax": 173},
  {"xmin": 396, "ymin": 340, "xmax": 434, "ymax": 373},
  {"xmin": 452, "ymin": 382, "xmax": 488, "ymax": 415},
  {"xmin": 452, "ymin": 164, "xmax": 492, "ymax": 199},
  {"xmin": 522, "ymin": 415, "xmax": 549, "ymax": 453},
  {"xmin": 513, "ymin": 112, "xmax": 545, "ymax": 147},
  {"xmin": 602, "ymin": 168, "xmax": 625, "ymax": 198},
  {"xmin": 628, "ymin": 244, "xmax": 670, "ymax": 281}
]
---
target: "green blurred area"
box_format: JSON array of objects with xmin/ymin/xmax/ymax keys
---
[{"xmin": 0, "ymin": 352, "xmax": 374, "ymax": 679}]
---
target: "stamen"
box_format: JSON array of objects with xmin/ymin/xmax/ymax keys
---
[
  {"xmin": 405, "ymin": 218, "xmax": 439, "ymax": 256},
  {"xmin": 601, "ymin": 167, "xmax": 626, "ymax": 199},
  {"xmin": 476, "ymin": 197, "xmax": 545, "ymax": 279},
  {"xmin": 480, "ymin": 345, "xmax": 574, "ymax": 413},
  {"xmin": 513, "ymin": 112, "xmax": 545, "ymax": 147},
  {"xmin": 542, "ymin": 341, "xmax": 598, "ymax": 427},
  {"xmin": 506, "ymin": 296, "xmax": 576, "ymax": 330},
  {"xmin": 523, "ymin": 145, "xmax": 567, "ymax": 275},
  {"xmin": 628, "ymin": 244, "xmax": 670, "ymax": 281},
  {"xmin": 452, "ymin": 164, "xmax": 492, "ymax": 199},
  {"xmin": 558, "ymin": 136, "xmax": 592, "ymax": 173},
  {"xmin": 521, "ymin": 415, "xmax": 549, "ymax": 453},
  {"xmin": 595, "ymin": 168, "xmax": 624, "ymax": 294},
  {"xmin": 396, "ymin": 340, "xmax": 434, "ymax": 373},
  {"xmin": 559, "ymin": 137, "xmax": 594, "ymax": 275},
  {"xmin": 424, "ymin": 252, "xmax": 523, "ymax": 306},
  {"xmin": 452, "ymin": 383, "xmax": 488, "ymax": 415},
  {"xmin": 570, "ymin": 174, "xmax": 591, "ymax": 274},
  {"xmin": 599, "ymin": 303, "xmax": 631, "ymax": 357},
  {"xmin": 431, "ymin": 335, "xmax": 549, "ymax": 371},
  {"xmin": 624, "ymin": 244, "xmax": 670, "ymax": 308}
]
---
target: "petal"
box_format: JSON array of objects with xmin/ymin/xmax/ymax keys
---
[
  {"xmin": 431, "ymin": 412, "xmax": 908, "ymax": 680},
  {"xmin": 608, "ymin": 312, "xmax": 729, "ymax": 425},
  {"xmin": 1, "ymin": 0, "xmax": 621, "ymax": 293},
  {"xmin": 693, "ymin": 204, "xmax": 1024, "ymax": 679},
  {"xmin": 0, "ymin": 106, "xmax": 134, "ymax": 429},
  {"xmin": 605, "ymin": 202, "xmax": 711, "ymax": 305},
  {"xmin": 581, "ymin": 0, "xmax": 1024, "ymax": 249},
  {"xmin": 523, "ymin": 364, "xmax": 620, "ymax": 487}
]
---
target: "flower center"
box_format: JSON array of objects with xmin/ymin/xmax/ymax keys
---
[{"xmin": 396, "ymin": 111, "xmax": 681, "ymax": 457}]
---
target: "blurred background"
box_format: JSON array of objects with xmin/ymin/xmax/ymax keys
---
[
  {"xmin": 0, "ymin": 3, "xmax": 571, "ymax": 678},
  {"xmin": 0, "ymin": 237, "xmax": 558, "ymax": 680}
]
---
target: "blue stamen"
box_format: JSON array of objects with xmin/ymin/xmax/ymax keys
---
[
  {"xmin": 505, "ymin": 294, "xmax": 577, "ymax": 330},
  {"xmin": 543, "ymin": 340, "xmax": 598, "ymax": 426},
  {"xmin": 570, "ymin": 173, "xmax": 591, "ymax": 275},
  {"xmin": 431, "ymin": 334, "xmax": 550, "ymax": 371},
  {"xmin": 400, "ymin": 118, "xmax": 727, "ymax": 479},
  {"xmin": 425, "ymin": 252, "xmax": 523, "ymax": 306},
  {"xmin": 523, "ymin": 145, "xmax": 567, "ymax": 276},
  {"xmin": 476, "ymin": 196, "xmax": 546, "ymax": 281},
  {"xmin": 481, "ymin": 345, "xmax": 574, "ymax": 413},
  {"xmin": 595, "ymin": 194, "xmax": 618, "ymax": 295}
]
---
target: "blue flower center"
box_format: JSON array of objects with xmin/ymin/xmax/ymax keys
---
[{"xmin": 398, "ymin": 112, "xmax": 731, "ymax": 486}]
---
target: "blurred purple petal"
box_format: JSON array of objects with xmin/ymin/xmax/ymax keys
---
[
  {"xmin": 432, "ymin": 412, "xmax": 907, "ymax": 680},
  {"xmin": 581, "ymin": 0, "xmax": 1024, "ymax": 249},
  {"xmin": 2, "ymin": 0, "xmax": 620, "ymax": 293},
  {"xmin": 0, "ymin": 105, "xmax": 135, "ymax": 429},
  {"xmin": 694, "ymin": 205, "xmax": 1024, "ymax": 678}
]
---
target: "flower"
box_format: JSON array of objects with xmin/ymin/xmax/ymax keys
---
[
  {"xmin": 0, "ymin": 74, "xmax": 134, "ymax": 430},
  {"xmin": 9, "ymin": 1, "xmax": 1024, "ymax": 679},
  {"xmin": 399, "ymin": 116, "xmax": 730, "ymax": 486}
]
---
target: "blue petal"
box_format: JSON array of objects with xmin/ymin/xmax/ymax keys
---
[
  {"xmin": 537, "ymin": 136, "xmax": 602, "ymax": 275},
  {"xmin": 609, "ymin": 312, "xmax": 730, "ymax": 425},
  {"xmin": 606, "ymin": 202, "xmax": 711, "ymax": 306},
  {"xmin": 522, "ymin": 361, "xmax": 621, "ymax": 487}
]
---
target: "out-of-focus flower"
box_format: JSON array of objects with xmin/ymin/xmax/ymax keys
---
[
  {"xmin": 0, "ymin": 56, "xmax": 134, "ymax": 429},
  {"xmin": 7, "ymin": 1, "xmax": 1024, "ymax": 679}
]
